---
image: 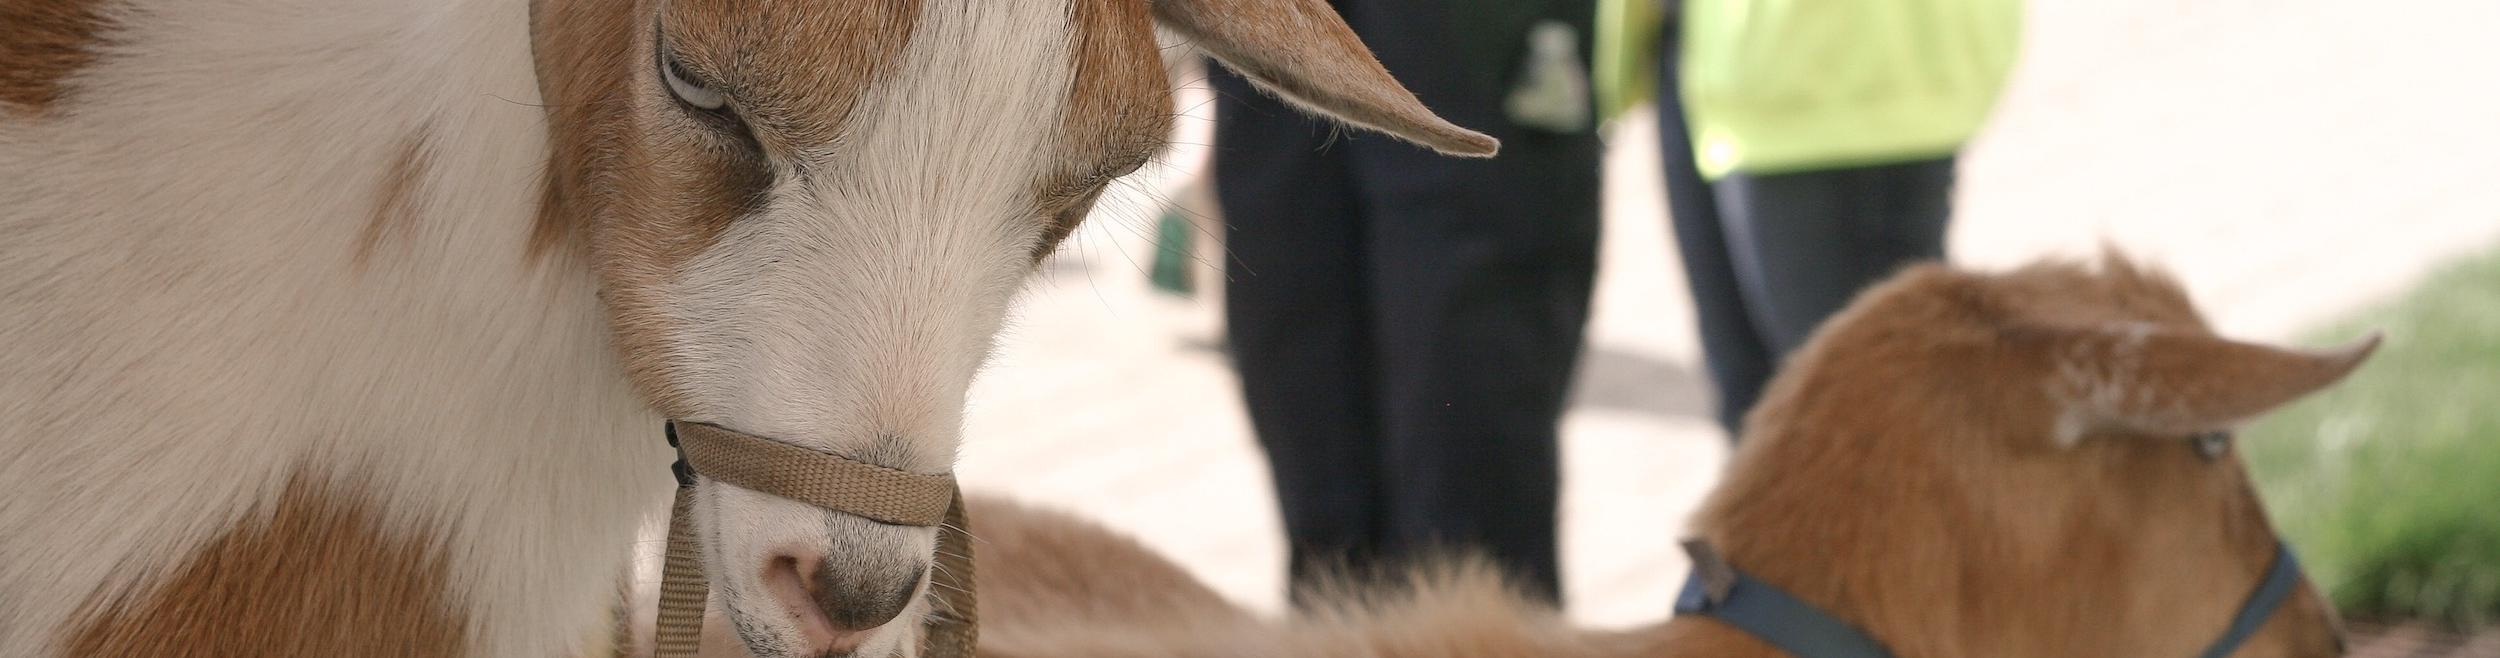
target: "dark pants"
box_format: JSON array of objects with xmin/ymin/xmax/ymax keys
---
[
  {"xmin": 1655, "ymin": 32, "xmax": 1956, "ymax": 435},
  {"xmin": 1209, "ymin": 15, "xmax": 1600, "ymax": 603}
]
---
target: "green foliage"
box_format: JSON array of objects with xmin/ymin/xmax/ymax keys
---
[{"xmin": 2247, "ymin": 246, "xmax": 2500, "ymax": 629}]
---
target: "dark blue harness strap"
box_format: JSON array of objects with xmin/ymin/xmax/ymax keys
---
[
  {"xmin": 1675, "ymin": 560, "xmax": 1895, "ymax": 658},
  {"xmin": 2196, "ymin": 543, "xmax": 2304, "ymax": 658},
  {"xmin": 1676, "ymin": 540, "xmax": 2302, "ymax": 658}
]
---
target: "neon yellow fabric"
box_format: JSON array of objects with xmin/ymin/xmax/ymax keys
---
[
  {"xmin": 1594, "ymin": 0, "xmax": 1663, "ymax": 123},
  {"xmin": 1680, "ymin": 0, "xmax": 2023, "ymax": 179}
]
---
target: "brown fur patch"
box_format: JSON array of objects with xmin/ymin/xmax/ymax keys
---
[
  {"xmin": 971, "ymin": 497, "xmax": 1244, "ymax": 634},
  {"xmin": 63, "ymin": 471, "xmax": 467, "ymax": 657},
  {"xmin": 655, "ymin": 0, "xmax": 922, "ymax": 148},
  {"xmin": 524, "ymin": 0, "xmax": 634, "ymax": 263},
  {"xmin": 527, "ymin": 0, "xmax": 918, "ymax": 411},
  {"xmin": 969, "ymin": 496, "xmax": 1662, "ymax": 658},
  {"xmin": 354, "ymin": 125, "xmax": 435, "ymax": 268},
  {"xmin": 1030, "ymin": 0, "xmax": 1172, "ymax": 260},
  {"xmin": 0, "ymin": 0, "xmax": 111, "ymax": 114}
]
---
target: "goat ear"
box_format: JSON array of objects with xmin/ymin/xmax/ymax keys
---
[
  {"xmin": 1152, "ymin": 0, "xmax": 1500, "ymax": 157},
  {"xmin": 2051, "ymin": 327, "xmax": 2381, "ymax": 442}
]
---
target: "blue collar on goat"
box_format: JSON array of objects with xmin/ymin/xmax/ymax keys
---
[{"xmin": 1672, "ymin": 538, "xmax": 2307, "ymax": 658}]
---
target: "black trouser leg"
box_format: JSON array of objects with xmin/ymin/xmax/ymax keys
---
[
  {"xmin": 1209, "ymin": 68, "xmax": 1388, "ymax": 595},
  {"xmin": 1352, "ymin": 126, "xmax": 1600, "ymax": 605},
  {"xmin": 1216, "ymin": 0, "xmax": 1602, "ymax": 604},
  {"xmin": 1713, "ymin": 157, "xmax": 1958, "ymax": 356},
  {"xmin": 1655, "ymin": 31, "xmax": 1777, "ymax": 435}
]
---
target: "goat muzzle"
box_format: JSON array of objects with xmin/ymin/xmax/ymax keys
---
[{"xmin": 654, "ymin": 421, "xmax": 977, "ymax": 658}]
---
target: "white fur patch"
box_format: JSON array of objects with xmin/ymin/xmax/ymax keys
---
[{"xmin": 2050, "ymin": 321, "xmax": 2158, "ymax": 446}]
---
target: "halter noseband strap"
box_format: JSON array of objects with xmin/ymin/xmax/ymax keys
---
[
  {"xmin": 1675, "ymin": 539, "xmax": 2307, "ymax": 658},
  {"xmin": 653, "ymin": 421, "xmax": 978, "ymax": 658},
  {"xmin": 674, "ymin": 422, "xmax": 955, "ymax": 526}
]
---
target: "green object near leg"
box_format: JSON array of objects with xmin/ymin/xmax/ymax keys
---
[{"xmin": 1149, "ymin": 209, "xmax": 1195, "ymax": 297}]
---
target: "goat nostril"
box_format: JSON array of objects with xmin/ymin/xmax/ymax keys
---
[
  {"xmin": 807, "ymin": 560, "xmax": 924, "ymax": 632},
  {"xmin": 761, "ymin": 553, "xmax": 856, "ymax": 651}
]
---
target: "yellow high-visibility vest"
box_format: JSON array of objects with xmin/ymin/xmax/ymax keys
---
[
  {"xmin": 1683, "ymin": 0, "xmax": 2023, "ymax": 178},
  {"xmin": 1598, "ymin": 0, "xmax": 2023, "ymax": 179},
  {"xmin": 1594, "ymin": 0, "xmax": 1666, "ymax": 123}
]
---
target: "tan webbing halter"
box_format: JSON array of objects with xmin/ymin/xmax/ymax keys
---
[{"xmin": 654, "ymin": 421, "xmax": 977, "ymax": 658}]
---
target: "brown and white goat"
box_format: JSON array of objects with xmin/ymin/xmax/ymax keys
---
[
  {"xmin": 0, "ymin": 1, "xmax": 1490, "ymax": 656},
  {"xmin": 964, "ymin": 254, "xmax": 2377, "ymax": 658}
]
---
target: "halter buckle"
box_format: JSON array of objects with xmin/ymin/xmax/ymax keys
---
[
  {"xmin": 664, "ymin": 422, "xmax": 695, "ymax": 487},
  {"xmin": 1679, "ymin": 538, "xmax": 1739, "ymax": 610}
]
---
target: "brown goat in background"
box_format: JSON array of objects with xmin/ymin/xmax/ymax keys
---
[{"xmin": 962, "ymin": 252, "xmax": 2377, "ymax": 658}]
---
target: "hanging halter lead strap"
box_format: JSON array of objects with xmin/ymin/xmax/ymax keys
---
[
  {"xmin": 1674, "ymin": 539, "xmax": 2305, "ymax": 658},
  {"xmin": 655, "ymin": 421, "xmax": 978, "ymax": 658}
]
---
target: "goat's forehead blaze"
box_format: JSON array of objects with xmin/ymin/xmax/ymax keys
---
[
  {"xmin": 659, "ymin": 0, "xmax": 921, "ymax": 145},
  {"xmin": 1036, "ymin": 0, "xmax": 1174, "ymax": 256}
]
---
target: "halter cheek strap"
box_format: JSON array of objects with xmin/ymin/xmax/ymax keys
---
[
  {"xmin": 653, "ymin": 421, "xmax": 978, "ymax": 658},
  {"xmin": 1674, "ymin": 539, "xmax": 2307, "ymax": 658},
  {"xmin": 2197, "ymin": 543, "xmax": 2304, "ymax": 658}
]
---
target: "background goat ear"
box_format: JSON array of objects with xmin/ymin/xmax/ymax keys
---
[
  {"xmin": 1152, "ymin": 0, "xmax": 1500, "ymax": 157},
  {"xmin": 2053, "ymin": 328, "xmax": 2381, "ymax": 440}
]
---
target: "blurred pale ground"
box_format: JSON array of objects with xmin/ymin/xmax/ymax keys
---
[{"xmin": 954, "ymin": 0, "xmax": 2500, "ymax": 629}]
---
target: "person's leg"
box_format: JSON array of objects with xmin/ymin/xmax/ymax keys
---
[
  {"xmin": 1342, "ymin": 96, "xmax": 1601, "ymax": 607},
  {"xmin": 1207, "ymin": 65, "xmax": 1385, "ymax": 597},
  {"xmin": 1713, "ymin": 168, "xmax": 1867, "ymax": 357},
  {"xmin": 1850, "ymin": 156, "xmax": 1957, "ymax": 271},
  {"xmin": 1355, "ymin": 142, "xmax": 1597, "ymax": 604},
  {"xmin": 1298, "ymin": 0, "xmax": 1596, "ymax": 603},
  {"xmin": 1656, "ymin": 22, "xmax": 1776, "ymax": 435},
  {"xmin": 1713, "ymin": 156, "xmax": 1958, "ymax": 359}
]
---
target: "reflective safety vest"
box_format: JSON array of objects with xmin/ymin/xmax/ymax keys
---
[{"xmin": 1680, "ymin": 0, "xmax": 2023, "ymax": 179}]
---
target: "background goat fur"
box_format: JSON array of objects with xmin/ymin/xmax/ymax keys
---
[
  {"xmin": 0, "ymin": 0, "xmax": 1490, "ymax": 656},
  {"xmin": 953, "ymin": 253, "xmax": 2376, "ymax": 658}
]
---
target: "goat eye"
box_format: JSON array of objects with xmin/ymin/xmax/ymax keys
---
[
  {"xmin": 661, "ymin": 55, "xmax": 727, "ymax": 111},
  {"xmin": 2192, "ymin": 431, "xmax": 2233, "ymax": 460}
]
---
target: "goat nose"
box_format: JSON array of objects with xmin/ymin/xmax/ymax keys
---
[
  {"xmin": 762, "ymin": 552, "xmax": 927, "ymax": 652},
  {"xmin": 805, "ymin": 559, "xmax": 924, "ymax": 632}
]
